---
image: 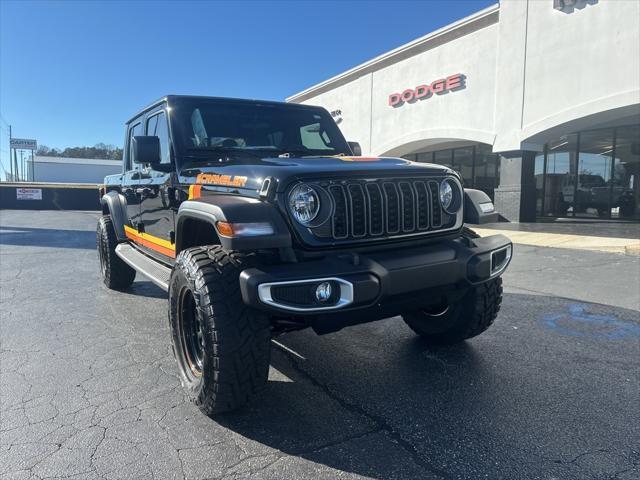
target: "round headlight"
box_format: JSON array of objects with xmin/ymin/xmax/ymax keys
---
[
  {"xmin": 439, "ymin": 180, "xmax": 453, "ymax": 210},
  {"xmin": 439, "ymin": 179, "xmax": 461, "ymax": 214},
  {"xmin": 289, "ymin": 184, "xmax": 320, "ymax": 225}
]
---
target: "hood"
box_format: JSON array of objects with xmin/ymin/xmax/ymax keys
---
[
  {"xmin": 179, "ymin": 155, "xmax": 455, "ymax": 193},
  {"xmin": 104, "ymin": 173, "xmax": 123, "ymax": 185}
]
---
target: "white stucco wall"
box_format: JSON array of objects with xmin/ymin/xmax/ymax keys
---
[
  {"xmin": 289, "ymin": 0, "xmax": 640, "ymax": 155},
  {"xmin": 494, "ymin": 0, "xmax": 640, "ymax": 150},
  {"xmin": 520, "ymin": 0, "xmax": 640, "ymax": 144},
  {"xmin": 370, "ymin": 22, "xmax": 498, "ymax": 156}
]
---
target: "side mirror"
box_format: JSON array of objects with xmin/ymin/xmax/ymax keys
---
[
  {"xmin": 132, "ymin": 136, "xmax": 161, "ymax": 165},
  {"xmin": 464, "ymin": 189, "xmax": 499, "ymax": 224},
  {"xmin": 347, "ymin": 141, "xmax": 362, "ymax": 156}
]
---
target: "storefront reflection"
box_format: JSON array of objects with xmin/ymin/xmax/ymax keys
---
[
  {"xmin": 538, "ymin": 125, "xmax": 640, "ymax": 220},
  {"xmin": 404, "ymin": 144, "xmax": 500, "ymax": 201}
]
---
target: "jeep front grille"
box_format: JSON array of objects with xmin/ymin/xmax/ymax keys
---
[{"xmin": 317, "ymin": 178, "xmax": 456, "ymax": 241}]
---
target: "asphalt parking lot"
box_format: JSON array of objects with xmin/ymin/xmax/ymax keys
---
[{"xmin": 1, "ymin": 210, "xmax": 639, "ymax": 480}]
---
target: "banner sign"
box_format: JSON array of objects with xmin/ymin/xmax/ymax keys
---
[{"xmin": 16, "ymin": 188, "xmax": 43, "ymax": 200}]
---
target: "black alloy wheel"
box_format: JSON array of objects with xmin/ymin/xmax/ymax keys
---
[
  {"xmin": 178, "ymin": 286, "xmax": 204, "ymax": 377},
  {"xmin": 168, "ymin": 245, "xmax": 271, "ymax": 416}
]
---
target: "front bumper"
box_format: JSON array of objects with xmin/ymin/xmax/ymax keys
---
[{"xmin": 239, "ymin": 234, "xmax": 512, "ymax": 332}]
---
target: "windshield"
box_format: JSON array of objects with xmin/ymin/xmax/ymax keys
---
[{"xmin": 170, "ymin": 99, "xmax": 350, "ymax": 162}]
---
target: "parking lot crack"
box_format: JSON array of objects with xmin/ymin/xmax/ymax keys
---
[
  {"xmin": 294, "ymin": 427, "xmax": 382, "ymax": 455},
  {"xmin": 218, "ymin": 452, "xmax": 283, "ymax": 479},
  {"xmin": 279, "ymin": 350, "xmax": 451, "ymax": 480}
]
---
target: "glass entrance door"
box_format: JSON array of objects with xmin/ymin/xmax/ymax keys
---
[
  {"xmin": 542, "ymin": 134, "xmax": 577, "ymax": 217},
  {"xmin": 574, "ymin": 129, "xmax": 614, "ymax": 217}
]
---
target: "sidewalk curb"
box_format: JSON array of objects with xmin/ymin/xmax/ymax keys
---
[
  {"xmin": 625, "ymin": 244, "xmax": 640, "ymax": 256},
  {"xmin": 473, "ymin": 228, "xmax": 640, "ymax": 256}
]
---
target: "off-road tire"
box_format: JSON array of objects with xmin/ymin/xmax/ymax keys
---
[
  {"xmin": 168, "ymin": 246, "xmax": 271, "ymax": 416},
  {"xmin": 96, "ymin": 215, "xmax": 136, "ymax": 290},
  {"xmin": 402, "ymin": 277, "xmax": 503, "ymax": 345}
]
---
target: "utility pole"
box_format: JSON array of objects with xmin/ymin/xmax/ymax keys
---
[
  {"xmin": 13, "ymin": 146, "xmax": 18, "ymax": 182},
  {"xmin": 20, "ymin": 150, "xmax": 24, "ymax": 182},
  {"xmin": 8, "ymin": 125, "xmax": 13, "ymax": 181}
]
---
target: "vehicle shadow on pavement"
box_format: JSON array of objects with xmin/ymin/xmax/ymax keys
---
[
  {"xmin": 119, "ymin": 280, "xmax": 168, "ymax": 299},
  {"xmin": 214, "ymin": 329, "xmax": 484, "ymax": 479},
  {"xmin": 0, "ymin": 225, "xmax": 96, "ymax": 250},
  {"xmin": 211, "ymin": 295, "xmax": 640, "ymax": 479}
]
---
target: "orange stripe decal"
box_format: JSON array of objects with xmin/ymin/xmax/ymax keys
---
[
  {"xmin": 338, "ymin": 156, "xmax": 381, "ymax": 162},
  {"xmin": 124, "ymin": 225, "xmax": 175, "ymax": 258},
  {"xmin": 188, "ymin": 184, "xmax": 202, "ymax": 200}
]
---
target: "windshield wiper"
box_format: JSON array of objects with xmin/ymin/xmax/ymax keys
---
[
  {"xmin": 278, "ymin": 150, "xmax": 344, "ymax": 158},
  {"xmin": 181, "ymin": 148, "xmax": 266, "ymax": 170},
  {"xmin": 187, "ymin": 147, "xmax": 264, "ymax": 163},
  {"xmin": 186, "ymin": 146, "xmax": 263, "ymax": 159}
]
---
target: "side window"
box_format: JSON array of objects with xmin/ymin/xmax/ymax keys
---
[
  {"xmin": 126, "ymin": 122, "xmax": 142, "ymax": 170},
  {"xmin": 146, "ymin": 111, "xmax": 171, "ymax": 164},
  {"xmin": 300, "ymin": 122, "xmax": 333, "ymax": 150}
]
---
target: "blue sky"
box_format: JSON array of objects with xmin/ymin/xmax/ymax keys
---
[{"xmin": 0, "ymin": 0, "xmax": 494, "ymax": 176}]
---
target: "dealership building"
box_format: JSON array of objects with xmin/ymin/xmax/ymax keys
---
[{"xmin": 287, "ymin": 0, "xmax": 640, "ymax": 222}]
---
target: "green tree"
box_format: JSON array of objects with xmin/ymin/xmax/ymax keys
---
[{"xmin": 36, "ymin": 144, "xmax": 123, "ymax": 160}]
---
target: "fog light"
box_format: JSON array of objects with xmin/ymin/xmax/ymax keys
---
[{"xmin": 315, "ymin": 282, "xmax": 332, "ymax": 302}]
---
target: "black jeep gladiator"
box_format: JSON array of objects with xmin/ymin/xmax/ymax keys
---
[{"xmin": 98, "ymin": 95, "xmax": 512, "ymax": 416}]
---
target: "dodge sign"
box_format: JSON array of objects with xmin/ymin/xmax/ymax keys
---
[{"xmin": 388, "ymin": 73, "xmax": 466, "ymax": 108}]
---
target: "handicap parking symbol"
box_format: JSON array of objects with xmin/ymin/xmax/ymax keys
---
[{"xmin": 543, "ymin": 303, "xmax": 640, "ymax": 340}]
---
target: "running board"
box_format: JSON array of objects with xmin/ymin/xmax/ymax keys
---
[{"xmin": 115, "ymin": 243, "xmax": 171, "ymax": 291}]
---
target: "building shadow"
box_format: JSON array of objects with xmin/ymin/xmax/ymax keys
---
[{"xmin": 0, "ymin": 225, "xmax": 96, "ymax": 250}]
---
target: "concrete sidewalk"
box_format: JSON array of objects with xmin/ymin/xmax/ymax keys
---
[{"xmin": 475, "ymin": 223, "xmax": 640, "ymax": 255}]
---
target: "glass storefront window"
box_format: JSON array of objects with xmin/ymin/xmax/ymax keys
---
[
  {"xmin": 454, "ymin": 147, "xmax": 474, "ymax": 187},
  {"xmin": 434, "ymin": 150, "xmax": 453, "ymax": 168},
  {"xmin": 384, "ymin": 124, "xmax": 638, "ymax": 221},
  {"xmin": 416, "ymin": 152, "xmax": 433, "ymax": 163},
  {"xmin": 543, "ymin": 134, "xmax": 578, "ymax": 216},
  {"xmin": 535, "ymin": 152, "xmax": 545, "ymax": 216},
  {"xmin": 403, "ymin": 152, "xmax": 433, "ymax": 163},
  {"xmin": 474, "ymin": 144, "xmax": 500, "ymax": 200},
  {"xmin": 404, "ymin": 144, "xmax": 500, "ymax": 199},
  {"xmin": 538, "ymin": 125, "xmax": 639, "ymax": 220},
  {"xmin": 612, "ymin": 125, "xmax": 640, "ymax": 220}
]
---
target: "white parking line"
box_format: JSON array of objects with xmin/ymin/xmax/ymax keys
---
[{"xmin": 271, "ymin": 339, "xmax": 306, "ymax": 361}]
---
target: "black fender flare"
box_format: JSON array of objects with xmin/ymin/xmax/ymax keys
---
[
  {"xmin": 100, "ymin": 191, "xmax": 128, "ymax": 241},
  {"xmin": 464, "ymin": 188, "xmax": 499, "ymax": 225},
  {"xmin": 176, "ymin": 197, "xmax": 292, "ymax": 253}
]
